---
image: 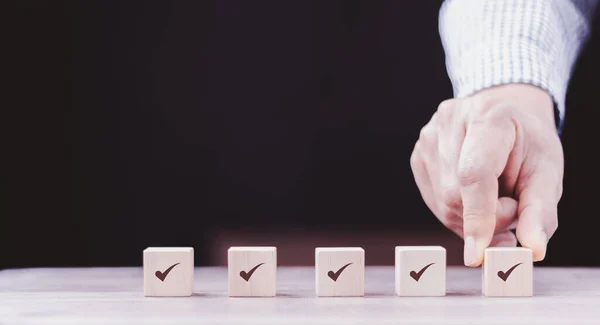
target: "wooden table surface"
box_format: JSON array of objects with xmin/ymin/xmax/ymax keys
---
[{"xmin": 1, "ymin": 266, "xmax": 600, "ymax": 324}]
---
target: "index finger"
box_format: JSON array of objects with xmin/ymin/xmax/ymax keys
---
[{"xmin": 458, "ymin": 117, "xmax": 516, "ymax": 266}]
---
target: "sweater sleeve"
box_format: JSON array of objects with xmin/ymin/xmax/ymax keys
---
[{"xmin": 439, "ymin": 0, "xmax": 598, "ymax": 133}]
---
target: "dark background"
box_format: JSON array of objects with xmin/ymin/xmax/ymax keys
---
[{"xmin": 4, "ymin": 1, "xmax": 599, "ymax": 269}]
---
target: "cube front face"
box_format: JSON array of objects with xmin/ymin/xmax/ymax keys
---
[
  {"xmin": 483, "ymin": 247, "xmax": 533, "ymax": 297},
  {"xmin": 395, "ymin": 246, "xmax": 446, "ymax": 296},
  {"xmin": 228, "ymin": 247, "xmax": 277, "ymax": 297},
  {"xmin": 315, "ymin": 248, "xmax": 365, "ymax": 297},
  {"xmin": 143, "ymin": 247, "xmax": 194, "ymax": 297}
]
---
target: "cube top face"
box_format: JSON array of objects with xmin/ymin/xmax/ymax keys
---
[
  {"xmin": 143, "ymin": 247, "xmax": 194, "ymax": 297},
  {"xmin": 144, "ymin": 247, "xmax": 193, "ymax": 253},
  {"xmin": 396, "ymin": 246, "xmax": 446, "ymax": 251},
  {"xmin": 228, "ymin": 246, "xmax": 277, "ymax": 297},
  {"xmin": 483, "ymin": 247, "xmax": 533, "ymax": 297},
  {"xmin": 395, "ymin": 246, "xmax": 446, "ymax": 296},
  {"xmin": 315, "ymin": 247, "xmax": 365, "ymax": 297},
  {"xmin": 228, "ymin": 246, "xmax": 276, "ymax": 252},
  {"xmin": 315, "ymin": 247, "xmax": 365, "ymax": 253}
]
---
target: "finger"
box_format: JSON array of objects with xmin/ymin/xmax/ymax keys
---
[
  {"xmin": 498, "ymin": 146, "xmax": 525, "ymax": 198},
  {"xmin": 459, "ymin": 116, "xmax": 516, "ymax": 266},
  {"xmin": 490, "ymin": 231, "xmax": 518, "ymax": 247},
  {"xmin": 436, "ymin": 100, "xmax": 466, "ymax": 215},
  {"xmin": 516, "ymin": 161, "xmax": 562, "ymax": 261},
  {"xmin": 495, "ymin": 197, "xmax": 518, "ymax": 232},
  {"xmin": 412, "ymin": 113, "xmax": 465, "ymax": 237},
  {"xmin": 410, "ymin": 147, "xmax": 438, "ymax": 218},
  {"xmin": 411, "ymin": 118, "xmax": 440, "ymax": 218}
]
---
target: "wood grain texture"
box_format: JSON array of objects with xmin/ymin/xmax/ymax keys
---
[
  {"xmin": 228, "ymin": 247, "xmax": 276, "ymax": 297},
  {"xmin": 143, "ymin": 247, "xmax": 194, "ymax": 297},
  {"xmin": 483, "ymin": 247, "xmax": 533, "ymax": 297},
  {"xmin": 395, "ymin": 246, "xmax": 446, "ymax": 296},
  {"xmin": 2, "ymin": 267, "xmax": 600, "ymax": 324},
  {"xmin": 315, "ymin": 247, "xmax": 365, "ymax": 297}
]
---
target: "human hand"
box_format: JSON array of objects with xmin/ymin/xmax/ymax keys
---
[{"xmin": 410, "ymin": 84, "xmax": 564, "ymax": 266}]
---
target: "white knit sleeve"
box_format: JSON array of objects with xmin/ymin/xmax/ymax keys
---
[{"xmin": 439, "ymin": 0, "xmax": 597, "ymax": 132}]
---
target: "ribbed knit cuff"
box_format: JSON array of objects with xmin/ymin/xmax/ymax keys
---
[{"xmin": 439, "ymin": 0, "xmax": 592, "ymax": 133}]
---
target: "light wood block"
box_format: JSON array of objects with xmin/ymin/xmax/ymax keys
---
[
  {"xmin": 143, "ymin": 247, "xmax": 194, "ymax": 297},
  {"xmin": 395, "ymin": 246, "xmax": 446, "ymax": 296},
  {"xmin": 228, "ymin": 246, "xmax": 277, "ymax": 297},
  {"xmin": 315, "ymin": 247, "xmax": 364, "ymax": 297},
  {"xmin": 483, "ymin": 247, "xmax": 533, "ymax": 297}
]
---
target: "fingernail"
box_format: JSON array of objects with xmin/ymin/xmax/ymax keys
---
[
  {"xmin": 464, "ymin": 236, "xmax": 477, "ymax": 266},
  {"xmin": 534, "ymin": 232, "xmax": 548, "ymax": 262}
]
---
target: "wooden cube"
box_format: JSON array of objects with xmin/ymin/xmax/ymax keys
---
[
  {"xmin": 315, "ymin": 247, "xmax": 364, "ymax": 297},
  {"xmin": 228, "ymin": 247, "xmax": 277, "ymax": 297},
  {"xmin": 143, "ymin": 247, "xmax": 194, "ymax": 297},
  {"xmin": 395, "ymin": 246, "xmax": 446, "ymax": 296},
  {"xmin": 483, "ymin": 247, "xmax": 533, "ymax": 297}
]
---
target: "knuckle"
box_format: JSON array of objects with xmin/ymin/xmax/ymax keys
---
[
  {"xmin": 438, "ymin": 207, "xmax": 462, "ymax": 228},
  {"xmin": 410, "ymin": 148, "xmax": 421, "ymax": 170},
  {"xmin": 440, "ymin": 186, "xmax": 462, "ymax": 210},
  {"xmin": 472, "ymin": 96, "xmax": 501, "ymax": 116},
  {"xmin": 418, "ymin": 124, "xmax": 436, "ymax": 143},
  {"xmin": 472, "ymin": 96, "xmax": 494, "ymax": 114},
  {"xmin": 463, "ymin": 212, "xmax": 493, "ymax": 222},
  {"xmin": 436, "ymin": 100, "xmax": 455, "ymax": 118},
  {"xmin": 462, "ymin": 213, "xmax": 495, "ymax": 233},
  {"xmin": 470, "ymin": 99, "xmax": 514, "ymax": 123},
  {"xmin": 457, "ymin": 162, "xmax": 490, "ymax": 187},
  {"xmin": 437, "ymin": 99, "xmax": 454, "ymax": 111}
]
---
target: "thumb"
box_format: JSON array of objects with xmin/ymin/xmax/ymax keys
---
[
  {"xmin": 516, "ymin": 161, "xmax": 562, "ymax": 261},
  {"xmin": 459, "ymin": 116, "xmax": 516, "ymax": 266}
]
